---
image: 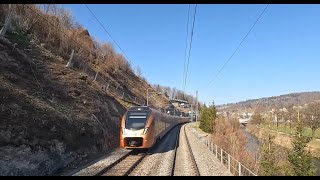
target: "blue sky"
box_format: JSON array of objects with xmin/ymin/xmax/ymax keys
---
[{"xmin": 62, "ymin": 4, "xmax": 320, "ymax": 105}]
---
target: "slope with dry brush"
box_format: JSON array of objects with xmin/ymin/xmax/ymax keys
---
[{"xmin": 0, "ymin": 4, "xmax": 171, "ymax": 175}]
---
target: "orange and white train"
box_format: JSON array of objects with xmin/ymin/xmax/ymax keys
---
[{"xmin": 120, "ymin": 106, "xmax": 189, "ymax": 149}]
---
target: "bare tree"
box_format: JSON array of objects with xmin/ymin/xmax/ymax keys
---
[
  {"xmin": 304, "ymin": 102, "xmax": 320, "ymax": 138},
  {"xmin": 163, "ymin": 86, "xmax": 172, "ymax": 99},
  {"xmin": 274, "ymin": 109, "xmax": 283, "ymax": 130},
  {"xmin": 251, "ymin": 108, "xmax": 264, "ymax": 125},
  {"xmin": 171, "ymin": 87, "xmax": 177, "ymax": 99},
  {"xmin": 135, "ymin": 66, "xmax": 142, "ymax": 78},
  {"xmin": 285, "ymin": 106, "xmax": 297, "ymax": 132}
]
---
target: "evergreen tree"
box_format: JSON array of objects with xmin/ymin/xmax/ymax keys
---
[
  {"xmin": 199, "ymin": 101, "xmax": 216, "ymax": 133},
  {"xmin": 259, "ymin": 133, "xmax": 280, "ymax": 176},
  {"xmin": 287, "ymin": 120, "xmax": 316, "ymax": 176}
]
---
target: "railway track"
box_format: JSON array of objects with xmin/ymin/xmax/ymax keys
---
[
  {"xmin": 183, "ymin": 124, "xmax": 200, "ymax": 176},
  {"xmin": 95, "ymin": 150, "xmax": 146, "ymax": 176},
  {"xmin": 172, "ymin": 124, "xmax": 200, "ymax": 176},
  {"xmin": 83, "ymin": 124, "xmax": 197, "ymax": 176}
]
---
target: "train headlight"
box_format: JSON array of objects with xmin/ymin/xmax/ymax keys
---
[
  {"xmin": 142, "ymin": 127, "xmax": 149, "ymax": 135},
  {"xmin": 122, "ymin": 128, "xmax": 126, "ymax": 135}
]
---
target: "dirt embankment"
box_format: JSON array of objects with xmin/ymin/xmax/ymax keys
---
[{"xmin": 0, "ymin": 36, "xmax": 131, "ymax": 175}]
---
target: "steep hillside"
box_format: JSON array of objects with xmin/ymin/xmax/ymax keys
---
[
  {"xmin": 0, "ymin": 35, "xmax": 129, "ymax": 175},
  {"xmin": 217, "ymin": 91, "xmax": 320, "ymax": 113},
  {"xmin": 0, "ymin": 4, "xmax": 171, "ymax": 175}
]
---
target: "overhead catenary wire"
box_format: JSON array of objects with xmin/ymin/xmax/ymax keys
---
[
  {"xmin": 84, "ymin": 4, "xmax": 134, "ymax": 66},
  {"xmin": 182, "ymin": 4, "xmax": 191, "ymax": 90},
  {"xmin": 83, "ymin": 5, "xmax": 167, "ymax": 99},
  {"xmin": 207, "ymin": 4, "xmax": 269, "ymax": 87},
  {"xmin": 183, "ymin": 4, "xmax": 198, "ymax": 93}
]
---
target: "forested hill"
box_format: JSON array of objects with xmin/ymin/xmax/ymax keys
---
[{"xmin": 217, "ymin": 91, "xmax": 320, "ymax": 112}]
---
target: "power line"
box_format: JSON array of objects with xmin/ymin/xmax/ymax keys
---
[
  {"xmin": 207, "ymin": 4, "xmax": 269, "ymax": 87},
  {"xmin": 183, "ymin": 4, "xmax": 198, "ymax": 93},
  {"xmin": 182, "ymin": 4, "xmax": 191, "ymax": 90},
  {"xmin": 84, "ymin": 4, "xmax": 134, "ymax": 66}
]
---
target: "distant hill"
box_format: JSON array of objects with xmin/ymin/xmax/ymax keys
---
[{"xmin": 217, "ymin": 91, "xmax": 320, "ymax": 112}]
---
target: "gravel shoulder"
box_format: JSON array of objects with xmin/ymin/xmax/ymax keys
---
[{"xmin": 185, "ymin": 123, "xmax": 232, "ymax": 176}]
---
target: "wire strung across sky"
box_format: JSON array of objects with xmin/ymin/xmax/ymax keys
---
[
  {"xmin": 183, "ymin": 4, "xmax": 198, "ymax": 93},
  {"xmin": 207, "ymin": 4, "xmax": 269, "ymax": 87},
  {"xmin": 84, "ymin": 4, "xmax": 135, "ymax": 66},
  {"xmin": 182, "ymin": 4, "xmax": 191, "ymax": 91}
]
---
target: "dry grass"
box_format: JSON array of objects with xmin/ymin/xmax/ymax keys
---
[{"xmin": 212, "ymin": 117, "xmax": 258, "ymax": 172}]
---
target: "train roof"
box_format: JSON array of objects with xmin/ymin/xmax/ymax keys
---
[
  {"xmin": 127, "ymin": 106, "xmax": 164, "ymax": 114},
  {"xmin": 127, "ymin": 106, "xmax": 190, "ymax": 120},
  {"xmin": 128, "ymin": 106, "xmax": 152, "ymax": 111}
]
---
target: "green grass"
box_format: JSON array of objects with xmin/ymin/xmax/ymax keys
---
[{"xmin": 260, "ymin": 124, "xmax": 320, "ymax": 139}]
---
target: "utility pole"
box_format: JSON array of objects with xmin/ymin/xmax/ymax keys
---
[
  {"xmin": 146, "ymin": 88, "xmax": 149, "ymax": 106},
  {"xmin": 195, "ymin": 90, "xmax": 198, "ymax": 123},
  {"xmin": 268, "ymin": 97, "xmax": 271, "ymax": 129},
  {"xmin": 190, "ymin": 104, "xmax": 193, "ymax": 122},
  {"xmin": 297, "ymin": 96, "xmax": 300, "ymax": 123}
]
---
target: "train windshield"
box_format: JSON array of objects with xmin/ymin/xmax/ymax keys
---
[{"xmin": 125, "ymin": 111, "xmax": 148, "ymax": 130}]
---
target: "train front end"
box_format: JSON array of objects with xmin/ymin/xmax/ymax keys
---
[{"xmin": 120, "ymin": 106, "xmax": 154, "ymax": 149}]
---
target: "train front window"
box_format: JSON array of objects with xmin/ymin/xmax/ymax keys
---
[{"xmin": 125, "ymin": 112, "xmax": 148, "ymax": 130}]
